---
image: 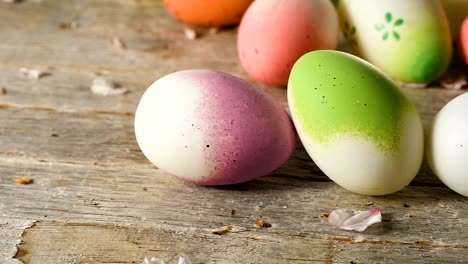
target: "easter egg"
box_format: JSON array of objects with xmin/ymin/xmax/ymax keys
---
[
  {"xmin": 426, "ymin": 92, "xmax": 468, "ymax": 197},
  {"xmin": 337, "ymin": 0, "xmax": 452, "ymax": 83},
  {"xmin": 459, "ymin": 17, "xmax": 468, "ymax": 65},
  {"xmin": 134, "ymin": 70, "xmax": 296, "ymax": 185},
  {"xmin": 237, "ymin": 0, "xmax": 339, "ymax": 87},
  {"xmin": 164, "ymin": 0, "xmax": 253, "ymax": 27},
  {"xmin": 288, "ymin": 50, "xmax": 424, "ymax": 195}
]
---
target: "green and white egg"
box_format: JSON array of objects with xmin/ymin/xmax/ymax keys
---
[
  {"xmin": 288, "ymin": 50, "xmax": 424, "ymax": 196},
  {"xmin": 337, "ymin": 0, "xmax": 452, "ymax": 83}
]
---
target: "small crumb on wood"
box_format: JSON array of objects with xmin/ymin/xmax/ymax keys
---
[
  {"xmin": 19, "ymin": 67, "xmax": 49, "ymax": 79},
  {"xmin": 143, "ymin": 187, "xmax": 148, "ymax": 191},
  {"xmin": 404, "ymin": 203, "xmax": 410, "ymax": 208},
  {"xmin": 109, "ymin": 36, "xmax": 127, "ymax": 50},
  {"xmin": 50, "ymin": 133, "xmax": 59, "ymax": 137},
  {"xmin": 91, "ymin": 77, "xmax": 128, "ymax": 96},
  {"xmin": 0, "ymin": 87, "xmax": 6, "ymax": 96},
  {"xmin": 58, "ymin": 21, "xmax": 79, "ymax": 29},
  {"xmin": 255, "ymin": 219, "xmax": 272, "ymax": 228},
  {"xmin": 322, "ymin": 213, "xmax": 330, "ymax": 218},
  {"xmin": 183, "ymin": 26, "xmax": 199, "ymax": 40},
  {"xmin": 230, "ymin": 209, "xmax": 236, "ymax": 216},
  {"xmin": 15, "ymin": 176, "xmax": 33, "ymax": 185},
  {"xmin": 209, "ymin": 27, "xmax": 220, "ymax": 34},
  {"xmin": 365, "ymin": 202, "xmax": 374, "ymax": 206},
  {"xmin": 353, "ymin": 235, "xmax": 366, "ymax": 243},
  {"xmin": 211, "ymin": 225, "xmax": 247, "ymax": 235}
]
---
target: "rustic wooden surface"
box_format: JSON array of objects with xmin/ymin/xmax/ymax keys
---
[{"xmin": 0, "ymin": 1, "xmax": 467, "ymax": 263}]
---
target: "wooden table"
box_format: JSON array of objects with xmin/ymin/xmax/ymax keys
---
[{"xmin": 1, "ymin": 1, "xmax": 467, "ymax": 263}]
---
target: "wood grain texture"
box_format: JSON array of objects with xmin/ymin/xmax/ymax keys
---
[
  {"xmin": 0, "ymin": 0, "xmax": 467, "ymax": 263},
  {"xmin": 0, "ymin": 218, "xmax": 36, "ymax": 264}
]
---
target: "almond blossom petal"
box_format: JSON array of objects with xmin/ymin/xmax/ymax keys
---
[{"xmin": 328, "ymin": 208, "xmax": 382, "ymax": 232}]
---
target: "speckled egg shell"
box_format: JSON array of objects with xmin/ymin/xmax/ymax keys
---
[
  {"xmin": 338, "ymin": 0, "xmax": 452, "ymax": 83},
  {"xmin": 288, "ymin": 50, "xmax": 424, "ymax": 195},
  {"xmin": 237, "ymin": 0, "xmax": 339, "ymax": 87},
  {"xmin": 164, "ymin": 0, "xmax": 253, "ymax": 27},
  {"xmin": 426, "ymin": 92, "xmax": 468, "ymax": 197},
  {"xmin": 134, "ymin": 70, "xmax": 296, "ymax": 185}
]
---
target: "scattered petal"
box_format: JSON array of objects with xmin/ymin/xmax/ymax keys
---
[
  {"xmin": 177, "ymin": 257, "xmax": 191, "ymax": 264},
  {"xmin": 109, "ymin": 36, "xmax": 126, "ymax": 50},
  {"xmin": 142, "ymin": 257, "xmax": 190, "ymax": 264},
  {"xmin": 183, "ymin": 26, "xmax": 198, "ymax": 40},
  {"xmin": 3, "ymin": 0, "xmax": 22, "ymax": 3},
  {"xmin": 142, "ymin": 257, "xmax": 166, "ymax": 264},
  {"xmin": 211, "ymin": 225, "xmax": 247, "ymax": 235},
  {"xmin": 15, "ymin": 176, "xmax": 33, "ymax": 185},
  {"xmin": 19, "ymin": 67, "xmax": 49, "ymax": 79},
  {"xmin": 91, "ymin": 77, "xmax": 128, "ymax": 96},
  {"xmin": 328, "ymin": 208, "xmax": 382, "ymax": 232},
  {"xmin": 0, "ymin": 87, "xmax": 6, "ymax": 96}
]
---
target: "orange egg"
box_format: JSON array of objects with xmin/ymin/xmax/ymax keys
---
[{"xmin": 164, "ymin": 0, "xmax": 253, "ymax": 27}]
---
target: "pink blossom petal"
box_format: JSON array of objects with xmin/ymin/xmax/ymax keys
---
[{"xmin": 328, "ymin": 208, "xmax": 382, "ymax": 232}]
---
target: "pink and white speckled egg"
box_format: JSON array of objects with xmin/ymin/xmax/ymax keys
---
[
  {"xmin": 134, "ymin": 70, "xmax": 296, "ymax": 185},
  {"xmin": 237, "ymin": 0, "xmax": 339, "ymax": 87}
]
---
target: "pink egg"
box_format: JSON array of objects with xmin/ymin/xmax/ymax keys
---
[
  {"xmin": 134, "ymin": 70, "xmax": 296, "ymax": 185},
  {"xmin": 237, "ymin": 0, "xmax": 339, "ymax": 87},
  {"xmin": 459, "ymin": 17, "xmax": 468, "ymax": 65}
]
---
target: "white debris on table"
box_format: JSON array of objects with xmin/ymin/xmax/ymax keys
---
[
  {"xmin": 183, "ymin": 26, "xmax": 198, "ymax": 40},
  {"xmin": 91, "ymin": 77, "xmax": 128, "ymax": 96},
  {"xmin": 19, "ymin": 67, "xmax": 49, "ymax": 79},
  {"xmin": 327, "ymin": 208, "xmax": 382, "ymax": 232},
  {"xmin": 142, "ymin": 256, "xmax": 190, "ymax": 264},
  {"xmin": 109, "ymin": 36, "xmax": 127, "ymax": 50}
]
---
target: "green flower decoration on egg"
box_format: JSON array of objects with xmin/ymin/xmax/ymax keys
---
[{"xmin": 375, "ymin": 12, "xmax": 404, "ymax": 41}]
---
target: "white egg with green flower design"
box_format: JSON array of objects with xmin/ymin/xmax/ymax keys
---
[{"xmin": 337, "ymin": 0, "xmax": 452, "ymax": 83}]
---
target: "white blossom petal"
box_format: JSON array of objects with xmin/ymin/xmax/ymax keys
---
[
  {"xmin": 328, "ymin": 208, "xmax": 382, "ymax": 232},
  {"xmin": 177, "ymin": 256, "xmax": 191, "ymax": 264},
  {"xmin": 183, "ymin": 26, "xmax": 198, "ymax": 40},
  {"xmin": 19, "ymin": 67, "xmax": 49, "ymax": 79},
  {"xmin": 142, "ymin": 257, "xmax": 166, "ymax": 264},
  {"xmin": 91, "ymin": 77, "xmax": 128, "ymax": 96}
]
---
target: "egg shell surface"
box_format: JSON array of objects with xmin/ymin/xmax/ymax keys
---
[
  {"xmin": 459, "ymin": 17, "xmax": 468, "ymax": 65},
  {"xmin": 288, "ymin": 50, "xmax": 424, "ymax": 195},
  {"xmin": 237, "ymin": 0, "xmax": 339, "ymax": 87},
  {"xmin": 164, "ymin": 0, "xmax": 253, "ymax": 27},
  {"xmin": 426, "ymin": 92, "xmax": 468, "ymax": 197},
  {"xmin": 338, "ymin": 0, "xmax": 452, "ymax": 83},
  {"xmin": 134, "ymin": 70, "xmax": 296, "ymax": 185}
]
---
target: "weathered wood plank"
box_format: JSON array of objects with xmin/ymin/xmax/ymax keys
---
[
  {"xmin": 333, "ymin": 240, "xmax": 468, "ymax": 264},
  {"xmin": 16, "ymin": 221, "xmax": 330, "ymax": 264},
  {"xmin": 1, "ymin": 160, "xmax": 467, "ymax": 246},
  {"xmin": 0, "ymin": 0, "xmax": 463, "ymax": 117},
  {"xmin": 0, "ymin": 218, "xmax": 36, "ymax": 264}
]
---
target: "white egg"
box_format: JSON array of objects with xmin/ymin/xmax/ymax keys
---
[{"xmin": 426, "ymin": 92, "xmax": 468, "ymax": 197}]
